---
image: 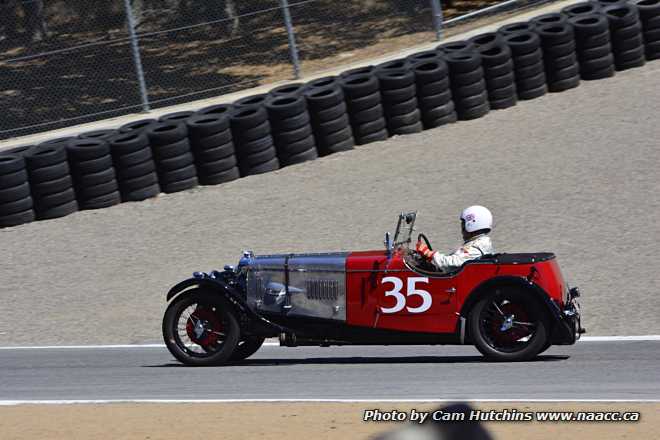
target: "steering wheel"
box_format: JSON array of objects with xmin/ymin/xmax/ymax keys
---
[{"xmin": 417, "ymin": 233, "xmax": 433, "ymax": 251}]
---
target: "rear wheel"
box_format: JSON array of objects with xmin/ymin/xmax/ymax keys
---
[
  {"xmin": 469, "ymin": 287, "xmax": 549, "ymax": 361},
  {"xmin": 231, "ymin": 336, "xmax": 266, "ymax": 361},
  {"xmin": 163, "ymin": 289, "xmax": 240, "ymax": 366}
]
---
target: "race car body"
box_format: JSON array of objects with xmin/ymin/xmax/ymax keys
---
[{"xmin": 163, "ymin": 212, "xmax": 583, "ymax": 365}]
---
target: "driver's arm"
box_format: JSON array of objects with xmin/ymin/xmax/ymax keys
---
[{"xmin": 430, "ymin": 246, "xmax": 483, "ymax": 272}]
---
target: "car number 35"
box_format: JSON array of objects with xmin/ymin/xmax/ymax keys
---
[{"xmin": 380, "ymin": 276, "xmax": 432, "ymax": 314}]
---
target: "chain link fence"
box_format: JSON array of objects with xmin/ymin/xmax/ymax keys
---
[{"xmin": 0, "ymin": 0, "xmax": 553, "ymax": 141}]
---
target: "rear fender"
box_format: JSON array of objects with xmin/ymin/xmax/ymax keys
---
[
  {"xmin": 167, "ymin": 277, "xmax": 284, "ymax": 335},
  {"xmin": 458, "ymin": 276, "xmax": 564, "ymax": 341}
]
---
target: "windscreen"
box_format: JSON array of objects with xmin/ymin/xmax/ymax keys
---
[{"xmin": 393, "ymin": 212, "xmax": 417, "ymax": 251}]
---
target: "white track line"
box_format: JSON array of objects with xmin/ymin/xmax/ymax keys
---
[
  {"xmin": 0, "ymin": 399, "xmax": 659, "ymax": 406},
  {"xmin": 0, "ymin": 335, "xmax": 658, "ymax": 350}
]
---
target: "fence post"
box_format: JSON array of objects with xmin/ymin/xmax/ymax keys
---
[
  {"xmin": 280, "ymin": 0, "xmax": 302, "ymax": 79},
  {"xmin": 124, "ymin": 0, "xmax": 150, "ymax": 112},
  {"xmin": 429, "ymin": 0, "xmax": 444, "ymax": 41}
]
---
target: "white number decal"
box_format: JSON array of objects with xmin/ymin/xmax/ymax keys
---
[
  {"xmin": 380, "ymin": 276, "xmax": 432, "ymax": 314},
  {"xmin": 380, "ymin": 276, "xmax": 406, "ymax": 314},
  {"xmin": 406, "ymin": 277, "xmax": 433, "ymax": 313}
]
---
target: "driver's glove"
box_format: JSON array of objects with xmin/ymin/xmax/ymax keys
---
[{"xmin": 416, "ymin": 241, "xmax": 436, "ymax": 261}]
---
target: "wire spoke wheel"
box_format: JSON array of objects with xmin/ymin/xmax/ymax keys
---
[
  {"xmin": 469, "ymin": 287, "xmax": 549, "ymax": 361},
  {"xmin": 163, "ymin": 289, "xmax": 240, "ymax": 366}
]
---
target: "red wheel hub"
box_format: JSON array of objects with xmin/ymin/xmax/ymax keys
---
[
  {"xmin": 185, "ymin": 306, "xmax": 223, "ymax": 347},
  {"xmin": 490, "ymin": 302, "xmax": 532, "ymax": 345}
]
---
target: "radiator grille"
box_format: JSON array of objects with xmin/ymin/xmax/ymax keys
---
[{"xmin": 306, "ymin": 279, "xmax": 340, "ymax": 300}]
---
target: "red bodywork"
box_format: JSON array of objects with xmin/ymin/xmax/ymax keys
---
[{"xmin": 345, "ymin": 249, "xmax": 566, "ymax": 334}]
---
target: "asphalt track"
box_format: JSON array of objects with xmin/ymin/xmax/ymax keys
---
[{"xmin": 0, "ymin": 340, "xmax": 658, "ymax": 402}]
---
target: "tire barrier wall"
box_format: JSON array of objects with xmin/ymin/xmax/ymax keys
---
[{"xmin": 1, "ymin": 0, "xmax": 658, "ymax": 228}]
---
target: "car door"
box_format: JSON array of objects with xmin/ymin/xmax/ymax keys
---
[{"xmin": 346, "ymin": 250, "xmax": 459, "ymax": 333}]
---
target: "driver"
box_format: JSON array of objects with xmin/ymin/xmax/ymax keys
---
[{"xmin": 416, "ymin": 205, "xmax": 495, "ymax": 272}]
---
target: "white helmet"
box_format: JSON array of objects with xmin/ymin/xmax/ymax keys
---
[{"xmin": 460, "ymin": 205, "xmax": 493, "ymax": 233}]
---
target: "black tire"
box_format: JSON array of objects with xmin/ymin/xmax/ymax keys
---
[
  {"xmin": 504, "ymin": 31, "xmax": 541, "ymax": 55},
  {"xmin": 480, "ymin": 46, "xmax": 513, "ymax": 68},
  {"xmin": 423, "ymin": 111, "xmax": 458, "ymax": 129},
  {"xmin": 306, "ymin": 76, "xmax": 340, "ymax": 90},
  {"xmin": 339, "ymin": 65, "xmax": 375, "ymax": 78},
  {"xmin": 35, "ymin": 199, "xmax": 78, "ymax": 220},
  {"xmin": 116, "ymin": 158, "xmax": 157, "ymax": 180},
  {"xmin": 517, "ymin": 71, "xmax": 547, "ymax": 90},
  {"xmin": 28, "ymin": 161, "xmax": 70, "ymax": 182},
  {"xmin": 198, "ymin": 156, "xmax": 238, "ymax": 175},
  {"xmin": 352, "ymin": 119, "xmax": 386, "ymax": 137},
  {"xmin": 384, "ymin": 97, "xmax": 419, "ymax": 116},
  {"xmin": 355, "ymin": 128, "xmax": 389, "ymax": 145},
  {"xmin": 484, "ymin": 59, "xmax": 514, "ymax": 77},
  {"xmin": 406, "ymin": 50, "xmax": 442, "ymax": 64},
  {"xmin": 110, "ymin": 133, "xmax": 150, "ymax": 156},
  {"xmin": 147, "ymin": 123, "xmax": 187, "ymax": 145},
  {"xmin": 580, "ymin": 53, "xmax": 616, "ymax": 71},
  {"xmin": 498, "ymin": 21, "xmax": 536, "ymax": 36},
  {"xmin": 0, "ymin": 182, "xmax": 30, "ymax": 203},
  {"xmin": 78, "ymin": 129, "xmax": 118, "ymax": 141},
  {"xmin": 314, "ymin": 102, "xmax": 348, "ymax": 122},
  {"xmin": 320, "ymin": 137, "xmax": 355, "ymax": 155},
  {"xmin": 230, "ymin": 337, "xmax": 266, "ymax": 361},
  {"xmin": 576, "ymin": 30, "xmax": 611, "ymax": 49},
  {"xmin": 121, "ymin": 183, "xmax": 160, "ymax": 201},
  {"xmin": 80, "ymin": 191, "xmax": 121, "ymax": 210},
  {"xmin": 486, "ymin": 71, "xmax": 515, "ymax": 90},
  {"xmin": 230, "ymin": 107, "xmax": 268, "ymax": 131},
  {"xmin": 187, "ymin": 115, "xmax": 230, "ymax": 138},
  {"xmin": 30, "ymin": 174, "xmax": 74, "ymax": 197},
  {"xmin": 280, "ymin": 147, "xmax": 319, "ymax": 166},
  {"xmin": 455, "ymin": 90, "xmax": 489, "ymax": 109},
  {"xmin": 157, "ymin": 152, "xmax": 195, "ymax": 172},
  {"xmin": 468, "ymin": 287, "xmax": 550, "ymax": 361},
  {"xmin": 531, "ymin": 12, "xmax": 568, "ymax": 27},
  {"xmin": 375, "ymin": 58, "xmax": 409, "ymax": 72},
  {"xmin": 455, "ymin": 78, "xmax": 487, "ymax": 97},
  {"xmin": 548, "ymin": 75, "xmax": 581, "ymax": 92},
  {"xmin": 0, "ymin": 154, "xmax": 25, "ymax": 175},
  {"xmin": 0, "ymin": 169, "xmax": 29, "ymax": 190},
  {"xmin": 445, "ymin": 51, "xmax": 482, "ymax": 73},
  {"xmin": 380, "ymin": 84, "xmax": 416, "ymax": 103},
  {"xmin": 578, "ymin": 43, "xmax": 613, "ymax": 59},
  {"xmin": 570, "ymin": 14, "xmax": 610, "ymax": 35},
  {"xmin": 163, "ymin": 289, "xmax": 241, "ymax": 366},
  {"xmin": 118, "ymin": 119, "xmax": 157, "ymax": 134},
  {"xmin": 76, "ymin": 167, "xmax": 115, "ymax": 187},
  {"xmin": 161, "ymin": 176, "xmax": 198, "ymax": 193},
  {"xmin": 412, "ymin": 59, "xmax": 448, "ymax": 83},
  {"xmin": 192, "ymin": 131, "xmax": 234, "ymax": 151},
  {"xmin": 422, "ymin": 101, "xmax": 456, "ymax": 119},
  {"xmin": 490, "ymin": 95, "xmax": 518, "ymax": 109},
  {"xmin": 546, "ymin": 52, "xmax": 579, "ymax": 70},
  {"xmin": 234, "ymin": 94, "xmax": 268, "ymax": 109},
  {"xmin": 341, "ymin": 74, "xmax": 379, "ymax": 99},
  {"xmin": 457, "ymin": 101, "xmax": 490, "ymax": 120},
  {"xmin": 419, "ymin": 89, "xmax": 453, "ymax": 111},
  {"xmin": 305, "ymin": 86, "xmax": 344, "ymax": 109},
  {"xmin": 386, "ymin": 109, "xmax": 421, "ymax": 128},
  {"xmin": 515, "ymin": 61, "xmax": 545, "ymax": 78},
  {"xmin": 196, "ymin": 104, "xmax": 234, "ymax": 117},
  {"xmin": 437, "ymin": 39, "xmax": 476, "ymax": 53},
  {"xmin": 376, "ymin": 69, "xmax": 415, "ymax": 89},
  {"xmin": 389, "ymin": 121, "xmax": 423, "ymax": 135},
  {"xmin": 195, "ymin": 143, "xmax": 235, "ymax": 163},
  {"xmin": 240, "ymin": 157, "xmax": 280, "ymax": 176},
  {"xmin": 199, "ymin": 167, "xmax": 240, "ymax": 186},
  {"xmin": 159, "ymin": 111, "xmax": 194, "ymax": 123},
  {"xmin": 351, "ymin": 104, "xmax": 385, "ymax": 124},
  {"xmin": 612, "ymin": 34, "xmax": 644, "ymax": 52},
  {"xmin": 562, "ymin": 2, "xmax": 602, "ymax": 17},
  {"xmin": 238, "ymin": 120, "xmax": 272, "ymax": 143},
  {"xmin": 26, "ymin": 146, "xmax": 67, "ymax": 169},
  {"xmin": 469, "ymin": 31, "xmax": 505, "ymax": 49},
  {"xmin": 159, "ymin": 164, "xmax": 197, "ymax": 185},
  {"xmin": 0, "ymin": 209, "xmax": 35, "ymax": 227},
  {"xmin": 269, "ymin": 82, "xmax": 306, "ymax": 97},
  {"xmin": 277, "ymin": 135, "xmax": 317, "ymax": 157},
  {"xmin": 265, "ymin": 95, "xmax": 307, "ymax": 118},
  {"xmin": 120, "ymin": 172, "xmax": 159, "ymax": 192},
  {"xmin": 346, "ymin": 91, "xmax": 381, "ymax": 112},
  {"xmin": 512, "ymin": 48, "xmax": 543, "ymax": 67},
  {"xmin": 70, "ymin": 154, "xmax": 114, "ymax": 176},
  {"xmin": 315, "ymin": 114, "xmax": 350, "ymax": 136},
  {"xmin": 603, "ymin": 4, "xmax": 640, "ymax": 28},
  {"xmin": 536, "ymin": 23, "xmax": 575, "ymax": 45},
  {"xmin": 66, "ymin": 139, "xmax": 110, "ymax": 161},
  {"xmin": 542, "ymin": 39, "xmax": 577, "ymax": 58},
  {"xmin": 77, "ymin": 180, "xmax": 119, "ymax": 199},
  {"xmin": 1, "ymin": 196, "xmax": 34, "ymax": 216},
  {"xmin": 518, "ymin": 83, "xmax": 548, "ymax": 100},
  {"xmin": 612, "ymin": 21, "xmax": 643, "ymax": 39},
  {"xmin": 417, "ymin": 78, "xmax": 450, "ymax": 96}
]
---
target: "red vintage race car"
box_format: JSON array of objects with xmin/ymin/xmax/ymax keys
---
[{"xmin": 162, "ymin": 212, "xmax": 583, "ymax": 365}]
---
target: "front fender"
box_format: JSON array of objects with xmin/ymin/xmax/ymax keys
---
[{"xmin": 166, "ymin": 276, "xmax": 285, "ymax": 334}]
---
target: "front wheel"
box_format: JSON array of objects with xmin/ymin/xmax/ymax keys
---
[
  {"xmin": 469, "ymin": 287, "xmax": 549, "ymax": 362},
  {"xmin": 162, "ymin": 289, "xmax": 240, "ymax": 366}
]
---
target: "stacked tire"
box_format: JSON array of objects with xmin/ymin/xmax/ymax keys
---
[
  {"xmin": 0, "ymin": 153, "xmax": 35, "ymax": 227},
  {"xmin": 146, "ymin": 124, "xmax": 198, "ymax": 193},
  {"xmin": 470, "ymin": 32, "xmax": 518, "ymax": 109},
  {"xmin": 304, "ymin": 84, "xmax": 355, "ymax": 156},
  {"xmin": 25, "ymin": 145, "xmax": 78, "ymax": 220},
  {"xmin": 536, "ymin": 22, "xmax": 581, "ymax": 92},
  {"xmin": 411, "ymin": 57, "xmax": 457, "ymax": 128},
  {"xmin": 109, "ymin": 132, "xmax": 160, "ymax": 201},
  {"xmin": 229, "ymin": 106, "xmax": 279, "ymax": 175},
  {"xmin": 67, "ymin": 139, "xmax": 121, "ymax": 209},
  {"xmin": 445, "ymin": 51, "xmax": 490, "ymax": 120},
  {"xmin": 269, "ymin": 83, "xmax": 306, "ymax": 97},
  {"xmin": 569, "ymin": 14, "xmax": 616, "ymax": 79},
  {"xmin": 79, "ymin": 129, "xmax": 118, "ymax": 141},
  {"xmin": 186, "ymin": 113, "xmax": 240, "ymax": 185},
  {"xmin": 119, "ymin": 119, "xmax": 157, "ymax": 134},
  {"xmin": 603, "ymin": 4, "xmax": 646, "ymax": 70},
  {"xmin": 159, "ymin": 111, "xmax": 194, "ymax": 124},
  {"xmin": 341, "ymin": 74, "xmax": 389, "ymax": 144},
  {"xmin": 265, "ymin": 95, "xmax": 318, "ymax": 166},
  {"xmin": 635, "ymin": 0, "xmax": 660, "ymax": 60},
  {"xmin": 502, "ymin": 31, "xmax": 548, "ymax": 100},
  {"xmin": 375, "ymin": 68, "xmax": 423, "ymax": 135}
]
